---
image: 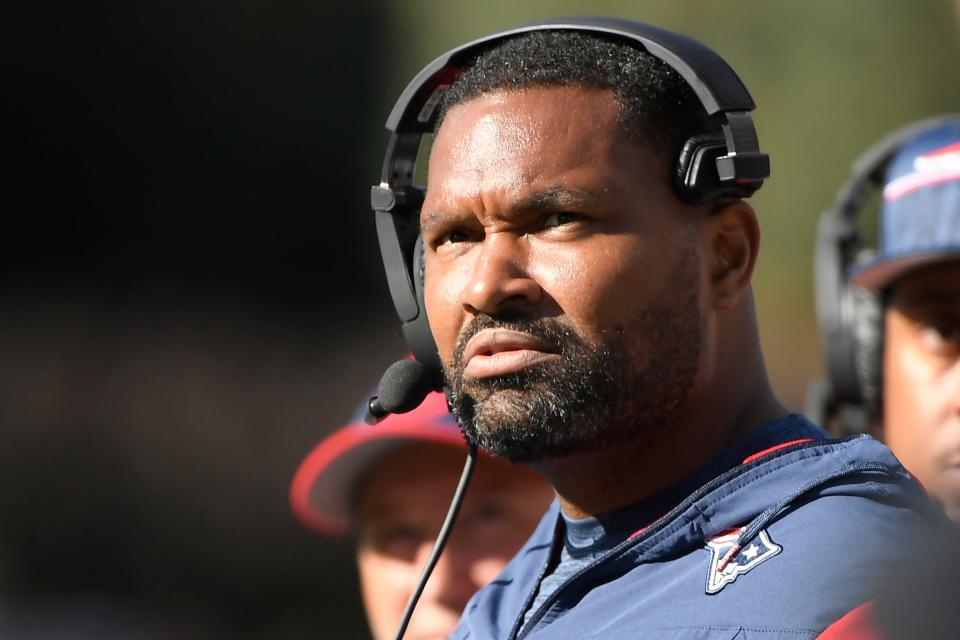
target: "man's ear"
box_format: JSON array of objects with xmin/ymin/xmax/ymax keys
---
[{"xmin": 706, "ymin": 200, "xmax": 760, "ymax": 310}]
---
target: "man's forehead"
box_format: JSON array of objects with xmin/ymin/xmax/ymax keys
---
[
  {"xmin": 437, "ymin": 85, "xmax": 621, "ymax": 134},
  {"xmin": 430, "ymin": 87, "xmax": 622, "ymax": 169},
  {"xmin": 436, "ymin": 99, "xmax": 541, "ymax": 174},
  {"xmin": 424, "ymin": 86, "xmax": 653, "ymax": 211}
]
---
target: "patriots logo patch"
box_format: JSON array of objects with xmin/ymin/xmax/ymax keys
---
[{"xmin": 704, "ymin": 528, "xmax": 781, "ymax": 594}]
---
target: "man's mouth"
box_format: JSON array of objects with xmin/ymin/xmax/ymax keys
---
[{"xmin": 461, "ymin": 328, "xmax": 560, "ymax": 379}]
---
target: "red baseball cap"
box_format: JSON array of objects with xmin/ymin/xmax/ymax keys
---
[{"xmin": 289, "ymin": 390, "xmax": 465, "ymax": 535}]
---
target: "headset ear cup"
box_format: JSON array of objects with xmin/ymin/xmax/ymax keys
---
[
  {"xmin": 414, "ymin": 233, "xmax": 425, "ymax": 294},
  {"xmin": 851, "ymin": 286, "xmax": 884, "ymax": 419},
  {"xmin": 816, "ymin": 210, "xmax": 863, "ymax": 410},
  {"xmin": 406, "ymin": 235, "xmax": 444, "ymax": 383},
  {"xmin": 675, "ymin": 134, "xmax": 726, "ymax": 203},
  {"xmin": 675, "ymin": 133, "xmax": 764, "ymax": 203}
]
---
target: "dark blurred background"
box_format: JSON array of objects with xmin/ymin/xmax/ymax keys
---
[{"xmin": 1, "ymin": 0, "xmax": 959, "ymax": 638}]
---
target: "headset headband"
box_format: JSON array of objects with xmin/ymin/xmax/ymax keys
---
[
  {"xmin": 371, "ymin": 17, "xmax": 770, "ymax": 388},
  {"xmin": 815, "ymin": 114, "xmax": 960, "ymax": 408}
]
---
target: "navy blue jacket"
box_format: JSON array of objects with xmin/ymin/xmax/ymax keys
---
[{"xmin": 451, "ymin": 423, "xmax": 935, "ymax": 639}]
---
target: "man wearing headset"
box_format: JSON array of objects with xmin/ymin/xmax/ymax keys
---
[
  {"xmin": 835, "ymin": 120, "xmax": 960, "ymax": 522},
  {"xmin": 290, "ymin": 389, "xmax": 552, "ymax": 640},
  {"xmin": 370, "ymin": 18, "xmax": 938, "ymax": 640}
]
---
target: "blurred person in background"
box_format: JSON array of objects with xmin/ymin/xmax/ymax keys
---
[
  {"xmin": 290, "ymin": 389, "xmax": 553, "ymax": 640},
  {"xmin": 816, "ymin": 119, "xmax": 960, "ymax": 523}
]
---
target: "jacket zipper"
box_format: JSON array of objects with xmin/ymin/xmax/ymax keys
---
[{"xmin": 506, "ymin": 517, "xmax": 565, "ymax": 640}]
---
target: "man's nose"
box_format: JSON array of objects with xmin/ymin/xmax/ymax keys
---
[{"xmin": 461, "ymin": 232, "xmax": 541, "ymax": 316}]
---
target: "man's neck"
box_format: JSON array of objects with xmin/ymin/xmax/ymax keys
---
[{"xmin": 534, "ymin": 383, "xmax": 787, "ymax": 520}]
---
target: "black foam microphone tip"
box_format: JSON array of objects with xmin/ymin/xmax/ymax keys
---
[{"xmin": 377, "ymin": 359, "xmax": 433, "ymax": 415}]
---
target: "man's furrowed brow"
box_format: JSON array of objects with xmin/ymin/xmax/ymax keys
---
[
  {"xmin": 420, "ymin": 211, "xmax": 440, "ymax": 232},
  {"xmin": 514, "ymin": 185, "xmax": 601, "ymax": 212},
  {"xmin": 419, "ymin": 185, "xmax": 602, "ymax": 231}
]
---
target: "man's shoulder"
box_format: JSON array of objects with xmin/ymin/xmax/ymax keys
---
[{"xmin": 452, "ymin": 434, "xmax": 938, "ymax": 640}]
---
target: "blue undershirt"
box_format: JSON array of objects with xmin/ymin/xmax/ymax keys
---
[{"xmin": 520, "ymin": 414, "xmax": 823, "ymax": 634}]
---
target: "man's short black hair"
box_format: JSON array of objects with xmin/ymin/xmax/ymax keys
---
[{"xmin": 438, "ymin": 30, "xmax": 721, "ymax": 170}]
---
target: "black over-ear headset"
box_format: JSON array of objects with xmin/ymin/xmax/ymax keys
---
[
  {"xmin": 814, "ymin": 115, "xmax": 960, "ymax": 433},
  {"xmin": 368, "ymin": 16, "xmax": 770, "ymax": 417}
]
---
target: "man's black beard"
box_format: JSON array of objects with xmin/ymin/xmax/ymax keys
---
[{"xmin": 445, "ymin": 250, "xmax": 703, "ymax": 464}]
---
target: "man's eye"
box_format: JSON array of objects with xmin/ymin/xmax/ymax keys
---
[
  {"xmin": 542, "ymin": 212, "xmax": 581, "ymax": 228},
  {"xmin": 427, "ymin": 227, "xmax": 473, "ymax": 250},
  {"xmin": 919, "ymin": 317, "xmax": 960, "ymax": 353},
  {"xmin": 441, "ymin": 229, "xmax": 470, "ymax": 244},
  {"xmin": 923, "ymin": 323, "xmax": 958, "ymax": 342}
]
